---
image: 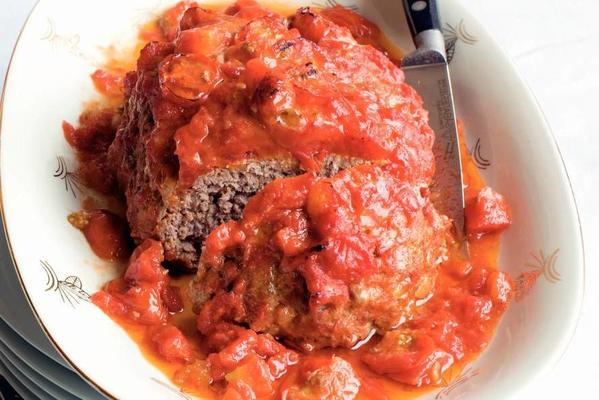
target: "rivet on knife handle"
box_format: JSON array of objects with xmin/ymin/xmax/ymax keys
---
[{"xmin": 402, "ymin": 0, "xmax": 441, "ymax": 37}]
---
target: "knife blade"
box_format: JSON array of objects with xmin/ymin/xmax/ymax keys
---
[{"xmin": 401, "ymin": 0, "xmax": 467, "ymax": 246}]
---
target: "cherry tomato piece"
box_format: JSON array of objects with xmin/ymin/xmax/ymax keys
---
[{"xmin": 159, "ymin": 54, "xmax": 222, "ymax": 103}]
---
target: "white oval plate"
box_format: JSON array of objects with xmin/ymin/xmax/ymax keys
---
[{"xmin": 0, "ymin": 0, "xmax": 584, "ymax": 399}]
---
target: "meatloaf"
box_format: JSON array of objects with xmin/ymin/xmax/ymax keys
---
[{"xmin": 106, "ymin": 2, "xmax": 433, "ymax": 270}]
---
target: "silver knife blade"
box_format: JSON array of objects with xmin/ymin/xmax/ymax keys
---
[{"xmin": 402, "ymin": 57, "xmax": 466, "ymax": 244}]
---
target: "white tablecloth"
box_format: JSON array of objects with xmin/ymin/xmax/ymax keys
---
[{"xmin": 1, "ymin": 0, "xmax": 598, "ymax": 398}]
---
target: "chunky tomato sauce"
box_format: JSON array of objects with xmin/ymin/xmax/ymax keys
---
[
  {"xmin": 64, "ymin": 2, "xmax": 514, "ymax": 399},
  {"xmin": 88, "ymin": 130, "xmax": 511, "ymax": 399},
  {"xmin": 79, "ymin": 0, "xmax": 428, "ymax": 189}
]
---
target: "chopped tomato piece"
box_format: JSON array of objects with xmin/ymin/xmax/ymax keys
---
[
  {"xmin": 180, "ymin": 7, "xmax": 222, "ymax": 31},
  {"xmin": 267, "ymin": 349, "xmax": 299, "ymax": 380},
  {"xmin": 206, "ymin": 327, "xmax": 297, "ymax": 385},
  {"xmin": 151, "ymin": 325, "xmax": 194, "ymax": 363},
  {"xmin": 173, "ymin": 360, "xmax": 211, "ymax": 391},
  {"xmin": 120, "ymin": 285, "xmax": 168, "ymax": 324},
  {"xmin": 362, "ymin": 331, "xmax": 454, "ymax": 387},
  {"xmin": 461, "ymin": 295, "xmax": 493, "ymax": 322},
  {"xmin": 62, "ymin": 121, "xmax": 76, "ymax": 146},
  {"xmin": 175, "ymin": 25, "xmax": 232, "ymax": 56},
  {"xmin": 225, "ymin": 355, "xmax": 274, "ymax": 398},
  {"xmin": 320, "ymin": 6, "xmax": 382, "ymax": 49},
  {"xmin": 465, "ymin": 187, "xmax": 512, "ymax": 235},
  {"xmin": 280, "ymin": 355, "xmax": 360, "ymax": 400},
  {"xmin": 91, "ymin": 69, "xmax": 124, "ymax": 100},
  {"xmin": 159, "ymin": 1, "xmax": 196, "ymax": 41},
  {"xmin": 225, "ymin": 0, "xmax": 274, "ymax": 20},
  {"xmin": 92, "ymin": 240, "xmax": 170, "ymax": 325},
  {"xmin": 125, "ymin": 239, "xmax": 166, "ymax": 285},
  {"xmin": 204, "ymin": 328, "xmax": 299, "ymax": 398},
  {"xmin": 467, "ymin": 266, "xmax": 489, "ymax": 295},
  {"xmin": 68, "ymin": 210, "xmax": 131, "ymax": 261},
  {"xmin": 91, "ymin": 290, "xmax": 127, "ymax": 316},
  {"xmin": 93, "ymin": 279, "xmax": 167, "ymax": 325},
  {"xmin": 137, "ymin": 41, "xmax": 176, "ymax": 72},
  {"xmin": 486, "ymin": 271, "xmax": 514, "ymax": 305}
]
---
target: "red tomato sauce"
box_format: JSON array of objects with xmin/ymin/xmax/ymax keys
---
[
  {"xmin": 89, "ymin": 123, "xmax": 512, "ymax": 400},
  {"xmin": 68, "ymin": 209, "xmax": 131, "ymax": 261},
  {"xmin": 65, "ymin": 2, "xmax": 514, "ymax": 399}
]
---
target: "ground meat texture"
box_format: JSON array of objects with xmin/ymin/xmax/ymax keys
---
[
  {"xmin": 158, "ymin": 156, "xmax": 368, "ymax": 268},
  {"xmin": 191, "ymin": 166, "xmax": 448, "ymax": 350}
]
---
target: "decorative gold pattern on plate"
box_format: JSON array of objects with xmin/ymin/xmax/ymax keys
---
[
  {"xmin": 443, "ymin": 20, "xmax": 478, "ymax": 64},
  {"xmin": 435, "ymin": 367, "xmax": 480, "ymax": 399},
  {"xmin": 516, "ymin": 248, "xmax": 561, "ymax": 301},
  {"xmin": 40, "ymin": 17, "xmax": 93, "ymax": 62},
  {"xmin": 54, "ymin": 156, "xmax": 81, "ymax": 198},
  {"xmin": 469, "ymin": 138, "xmax": 491, "ymax": 170},
  {"xmin": 40, "ymin": 260, "xmax": 90, "ymax": 307},
  {"xmin": 312, "ymin": 0, "xmax": 359, "ymax": 11},
  {"xmin": 150, "ymin": 378, "xmax": 194, "ymax": 400}
]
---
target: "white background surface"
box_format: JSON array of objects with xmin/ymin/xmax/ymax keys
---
[{"xmin": 1, "ymin": 0, "xmax": 598, "ymax": 398}]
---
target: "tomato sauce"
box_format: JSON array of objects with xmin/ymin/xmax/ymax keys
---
[
  {"xmin": 89, "ymin": 124, "xmax": 511, "ymax": 400},
  {"xmin": 65, "ymin": 2, "xmax": 514, "ymax": 399},
  {"xmin": 68, "ymin": 209, "xmax": 131, "ymax": 261}
]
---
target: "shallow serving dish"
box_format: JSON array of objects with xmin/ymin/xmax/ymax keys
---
[{"xmin": 0, "ymin": 0, "xmax": 584, "ymax": 399}]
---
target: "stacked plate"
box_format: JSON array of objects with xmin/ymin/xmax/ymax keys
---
[{"xmin": 0, "ymin": 224, "xmax": 106, "ymax": 399}]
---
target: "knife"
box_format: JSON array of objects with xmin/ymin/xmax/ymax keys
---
[{"xmin": 401, "ymin": 0, "xmax": 467, "ymax": 247}]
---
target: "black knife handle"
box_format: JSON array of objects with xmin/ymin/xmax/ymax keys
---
[{"xmin": 403, "ymin": 0, "xmax": 441, "ymax": 38}]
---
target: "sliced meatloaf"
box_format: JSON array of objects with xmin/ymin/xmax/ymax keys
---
[{"xmin": 156, "ymin": 155, "xmax": 367, "ymax": 269}]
